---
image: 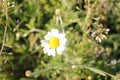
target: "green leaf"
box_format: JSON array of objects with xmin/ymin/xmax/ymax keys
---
[
  {"xmin": 41, "ymin": 60, "xmax": 46, "ymax": 67},
  {"xmin": 114, "ymin": 72, "xmax": 120, "ymax": 80},
  {"xmin": 85, "ymin": 67, "xmax": 107, "ymax": 76},
  {"xmin": 26, "ymin": 17, "xmax": 35, "ymax": 29}
]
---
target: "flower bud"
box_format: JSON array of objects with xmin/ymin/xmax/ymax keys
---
[
  {"xmin": 55, "ymin": 9, "xmax": 61, "ymax": 15},
  {"xmin": 25, "ymin": 70, "xmax": 31, "ymax": 77}
]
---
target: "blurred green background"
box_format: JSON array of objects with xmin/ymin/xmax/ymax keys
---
[{"xmin": 0, "ymin": 0, "xmax": 120, "ymax": 80}]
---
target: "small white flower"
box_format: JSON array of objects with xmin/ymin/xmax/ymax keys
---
[
  {"xmin": 106, "ymin": 29, "xmax": 110, "ymax": 32},
  {"xmin": 71, "ymin": 65, "xmax": 76, "ymax": 69},
  {"xmin": 110, "ymin": 59, "xmax": 117, "ymax": 65},
  {"xmin": 41, "ymin": 29, "xmax": 67, "ymax": 57}
]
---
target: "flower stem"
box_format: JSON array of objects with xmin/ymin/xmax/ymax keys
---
[{"xmin": 59, "ymin": 16, "xmax": 65, "ymax": 33}]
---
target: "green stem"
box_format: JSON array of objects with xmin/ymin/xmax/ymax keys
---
[{"xmin": 59, "ymin": 16, "xmax": 65, "ymax": 33}]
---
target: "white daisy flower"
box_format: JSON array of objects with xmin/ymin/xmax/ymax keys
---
[{"xmin": 41, "ymin": 29, "xmax": 67, "ymax": 57}]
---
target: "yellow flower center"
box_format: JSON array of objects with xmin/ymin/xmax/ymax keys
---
[{"xmin": 49, "ymin": 37, "xmax": 60, "ymax": 48}]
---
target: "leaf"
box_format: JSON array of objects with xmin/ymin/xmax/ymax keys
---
[
  {"xmin": 114, "ymin": 72, "xmax": 120, "ymax": 80},
  {"xmin": 26, "ymin": 17, "xmax": 35, "ymax": 29},
  {"xmin": 85, "ymin": 67, "xmax": 106, "ymax": 76},
  {"xmin": 41, "ymin": 60, "xmax": 46, "ymax": 67},
  {"xmin": 29, "ymin": 67, "xmax": 56, "ymax": 77}
]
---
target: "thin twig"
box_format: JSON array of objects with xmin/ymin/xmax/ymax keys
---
[
  {"xmin": 0, "ymin": 26, "xmax": 7, "ymax": 57},
  {"xmin": 0, "ymin": 0, "xmax": 8, "ymax": 59}
]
